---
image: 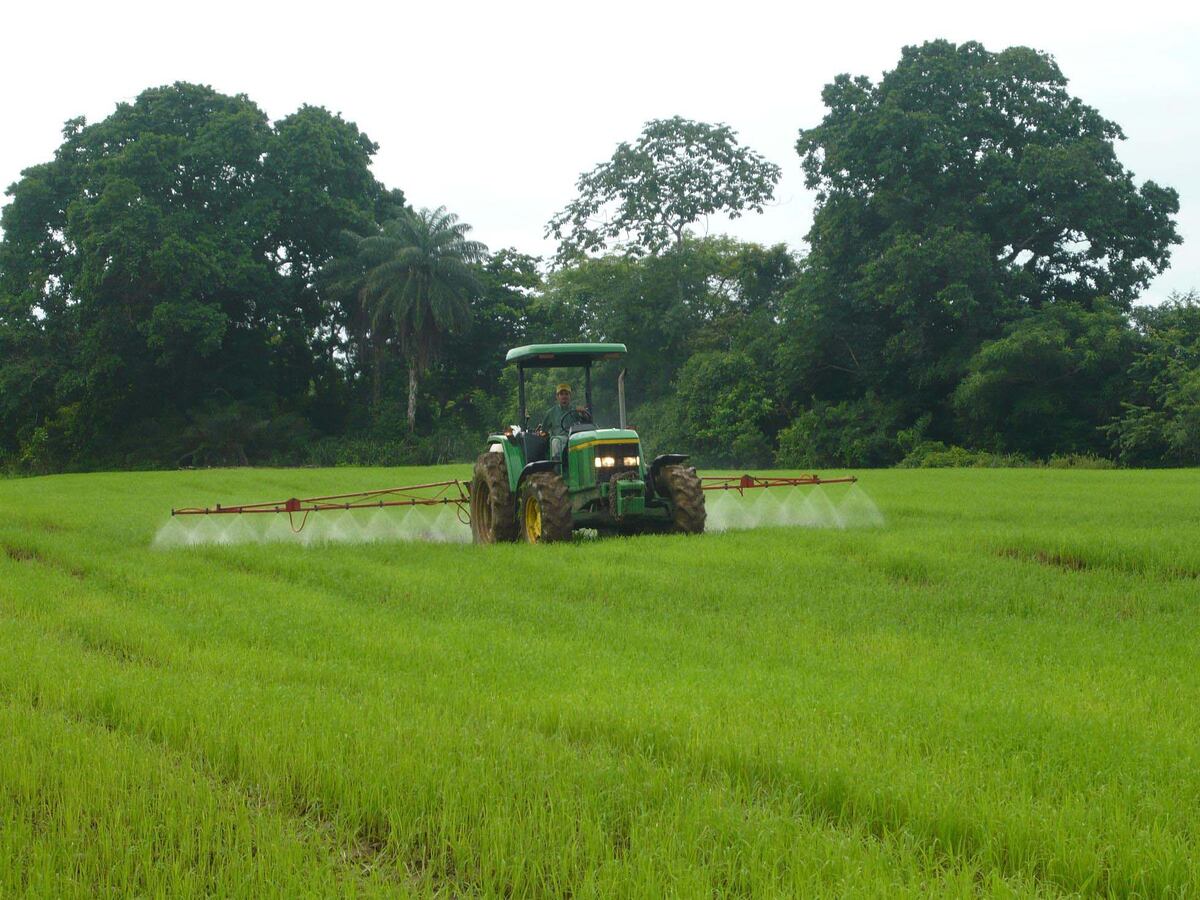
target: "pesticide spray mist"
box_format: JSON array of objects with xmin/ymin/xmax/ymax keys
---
[
  {"xmin": 704, "ymin": 483, "xmax": 884, "ymax": 533},
  {"xmin": 152, "ymin": 484, "xmax": 883, "ymax": 548},
  {"xmin": 152, "ymin": 504, "xmax": 472, "ymax": 549}
]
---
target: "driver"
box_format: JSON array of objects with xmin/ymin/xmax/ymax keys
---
[{"xmin": 538, "ymin": 383, "xmax": 592, "ymax": 457}]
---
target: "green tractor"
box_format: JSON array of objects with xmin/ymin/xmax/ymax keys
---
[{"xmin": 469, "ymin": 343, "xmax": 706, "ymax": 543}]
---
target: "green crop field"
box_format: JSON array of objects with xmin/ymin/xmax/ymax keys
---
[{"xmin": 1, "ymin": 467, "xmax": 1198, "ymax": 897}]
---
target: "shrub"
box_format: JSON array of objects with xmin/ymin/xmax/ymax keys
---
[
  {"xmin": 1046, "ymin": 453, "xmax": 1117, "ymax": 469},
  {"xmin": 298, "ymin": 422, "xmax": 480, "ymax": 469},
  {"xmin": 775, "ymin": 395, "xmax": 902, "ymax": 468},
  {"xmin": 898, "ymin": 441, "xmax": 1028, "ymax": 468}
]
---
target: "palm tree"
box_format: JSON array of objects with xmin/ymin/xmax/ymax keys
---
[{"xmin": 326, "ymin": 207, "xmax": 486, "ymax": 428}]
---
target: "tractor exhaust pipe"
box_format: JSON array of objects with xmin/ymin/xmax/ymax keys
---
[{"xmin": 618, "ymin": 368, "xmax": 627, "ymax": 429}]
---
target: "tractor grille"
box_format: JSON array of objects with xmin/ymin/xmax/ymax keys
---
[{"xmin": 593, "ymin": 443, "xmax": 640, "ymax": 483}]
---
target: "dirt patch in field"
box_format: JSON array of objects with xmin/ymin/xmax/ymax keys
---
[
  {"xmin": 997, "ymin": 546, "xmax": 1091, "ymax": 572},
  {"xmin": 879, "ymin": 556, "xmax": 935, "ymax": 587},
  {"xmin": 3, "ymin": 543, "xmax": 44, "ymax": 563},
  {"xmin": 19, "ymin": 518, "xmax": 72, "ymax": 534},
  {"xmin": 997, "ymin": 545, "xmax": 1200, "ymax": 581},
  {"xmin": 399, "ymin": 830, "xmax": 467, "ymax": 893},
  {"xmin": 1033, "ymin": 550, "xmax": 1090, "ymax": 571},
  {"xmin": 2, "ymin": 541, "xmax": 88, "ymax": 579},
  {"xmin": 72, "ymin": 628, "xmax": 163, "ymax": 668}
]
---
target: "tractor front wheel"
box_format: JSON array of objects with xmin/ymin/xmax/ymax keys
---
[
  {"xmin": 660, "ymin": 464, "xmax": 706, "ymax": 534},
  {"xmin": 470, "ymin": 452, "xmax": 517, "ymax": 544},
  {"xmin": 518, "ymin": 472, "xmax": 573, "ymax": 544}
]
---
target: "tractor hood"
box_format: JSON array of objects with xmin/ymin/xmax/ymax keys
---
[{"xmin": 567, "ymin": 428, "xmax": 639, "ymax": 449}]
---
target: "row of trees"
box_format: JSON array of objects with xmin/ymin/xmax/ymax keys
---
[{"xmin": 0, "ymin": 40, "xmax": 1193, "ymax": 473}]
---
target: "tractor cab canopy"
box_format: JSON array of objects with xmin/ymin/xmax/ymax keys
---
[
  {"xmin": 506, "ymin": 343, "xmax": 629, "ymax": 432},
  {"xmin": 505, "ymin": 343, "xmax": 626, "ymax": 368}
]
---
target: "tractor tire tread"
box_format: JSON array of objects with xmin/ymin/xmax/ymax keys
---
[
  {"xmin": 519, "ymin": 472, "xmax": 573, "ymax": 543},
  {"xmin": 470, "ymin": 452, "xmax": 517, "ymax": 544},
  {"xmin": 661, "ymin": 464, "xmax": 706, "ymax": 534}
]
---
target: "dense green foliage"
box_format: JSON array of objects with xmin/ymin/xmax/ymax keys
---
[
  {"xmin": 1106, "ymin": 294, "xmax": 1200, "ymax": 465},
  {"xmin": 546, "ymin": 116, "xmax": 781, "ymax": 261},
  {"xmin": 783, "ymin": 39, "xmax": 1181, "ymax": 459},
  {"xmin": 323, "ymin": 208, "xmax": 487, "ymax": 430},
  {"xmin": 0, "ymin": 39, "xmax": 1195, "ymax": 473},
  {"xmin": 3, "ymin": 467, "xmax": 1200, "ymax": 894},
  {"xmin": 0, "ymin": 84, "xmax": 392, "ymax": 469}
]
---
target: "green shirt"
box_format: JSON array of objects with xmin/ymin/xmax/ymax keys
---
[{"xmin": 541, "ymin": 404, "xmax": 590, "ymax": 437}]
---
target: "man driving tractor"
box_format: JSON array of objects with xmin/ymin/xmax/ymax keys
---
[{"xmin": 538, "ymin": 383, "xmax": 592, "ymax": 457}]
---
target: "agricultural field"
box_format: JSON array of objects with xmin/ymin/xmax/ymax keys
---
[{"xmin": 1, "ymin": 467, "xmax": 1199, "ymax": 897}]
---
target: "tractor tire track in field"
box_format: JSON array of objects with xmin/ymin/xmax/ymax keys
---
[
  {"xmin": 1, "ymin": 533, "xmax": 406, "ymax": 679},
  {"xmin": 9, "ymin": 674, "xmax": 523, "ymax": 897},
  {"xmin": 1, "ymin": 539, "xmax": 88, "ymax": 580},
  {"xmin": 0, "ymin": 567, "xmax": 437, "ymax": 890},
  {"xmin": 0, "ymin": 694, "xmax": 415, "ymax": 897},
  {"xmin": 2, "ymin": 596, "xmax": 966, "ymax": 897},
  {"xmin": 0, "ymin": 651, "xmax": 447, "ymax": 895},
  {"xmin": 524, "ymin": 712, "xmax": 1147, "ymax": 898},
  {"xmin": 0, "ymin": 598, "xmax": 485, "ymax": 894}
]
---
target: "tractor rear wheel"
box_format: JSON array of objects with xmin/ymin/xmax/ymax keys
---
[
  {"xmin": 660, "ymin": 464, "xmax": 706, "ymax": 534},
  {"xmin": 518, "ymin": 472, "xmax": 573, "ymax": 544},
  {"xmin": 470, "ymin": 452, "xmax": 517, "ymax": 544}
]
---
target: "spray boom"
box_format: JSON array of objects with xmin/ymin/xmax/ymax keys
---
[{"xmin": 171, "ymin": 481, "xmax": 470, "ymax": 534}]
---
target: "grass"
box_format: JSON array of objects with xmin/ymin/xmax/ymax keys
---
[{"xmin": 1, "ymin": 466, "xmax": 1198, "ymax": 896}]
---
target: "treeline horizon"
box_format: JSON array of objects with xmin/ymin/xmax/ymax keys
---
[{"xmin": 2, "ymin": 39, "xmax": 1196, "ymax": 475}]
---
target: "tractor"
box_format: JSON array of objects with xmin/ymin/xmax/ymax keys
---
[
  {"xmin": 469, "ymin": 343, "xmax": 704, "ymax": 543},
  {"xmin": 166, "ymin": 341, "xmax": 857, "ymax": 541}
]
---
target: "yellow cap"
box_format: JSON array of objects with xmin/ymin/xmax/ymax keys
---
[{"xmin": 556, "ymin": 383, "xmax": 571, "ymax": 394}]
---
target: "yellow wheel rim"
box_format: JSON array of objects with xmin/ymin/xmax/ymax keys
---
[{"xmin": 524, "ymin": 495, "xmax": 542, "ymax": 543}]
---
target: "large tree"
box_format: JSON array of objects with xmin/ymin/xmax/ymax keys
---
[
  {"xmin": 350, "ymin": 207, "xmax": 487, "ymax": 431},
  {"xmin": 798, "ymin": 40, "xmax": 1179, "ymax": 311},
  {"xmin": 547, "ymin": 116, "xmax": 781, "ymax": 262},
  {"xmin": 785, "ymin": 40, "xmax": 1180, "ymax": 441},
  {"xmin": 539, "ymin": 236, "xmax": 796, "ymax": 403},
  {"xmin": 264, "ymin": 104, "xmax": 398, "ymax": 419},
  {"xmin": 0, "ymin": 82, "xmax": 389, "ymax": 468}
]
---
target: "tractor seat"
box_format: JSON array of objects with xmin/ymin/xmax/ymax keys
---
[{"xmin": 522, "ymin": 431, "xmax": 549, "ymax": 463}]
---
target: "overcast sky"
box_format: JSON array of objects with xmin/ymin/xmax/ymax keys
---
[{"xmin": 4, "ymin": 0, "xmax": 1198, "ymax": 299}]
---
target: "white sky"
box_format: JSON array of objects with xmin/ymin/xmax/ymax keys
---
[{"xmin": 3, "ymin": 0, "xmax": 1198, "ymax": 299}]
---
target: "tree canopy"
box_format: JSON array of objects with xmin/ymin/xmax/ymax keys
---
[
  {"xmin": 784, "ymin": 40, "xmax": 1181, "ymax": 446},
  {"xmin": 797, "ymin": 40, "xmax": 1180, "ymax": 311},
  {"xmin": 546, "ymin": 116, "xmax": 781, "ymax": 261},
  {"xmin": 0, "ymin": 83, "xmax": 389, "ymax": 467},
  {"xmin": 1106, "ymin": 292, "xmax": 1200, "ymax": 466}
]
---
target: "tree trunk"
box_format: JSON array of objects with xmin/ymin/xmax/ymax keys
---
[
  {"xmin": 371, "ymin": 340, "xmax": 382, "ymax": 409},
  {"xmin": 407, "ymin": 366, "xmax": 419, "ymax": 432}
]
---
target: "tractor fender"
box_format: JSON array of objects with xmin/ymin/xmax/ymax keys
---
[
  {"xmin": 647, "ymin": 454, "xmax": 690, "ymax": 499},
  {"xmin": 517, "ymin": 460, "xmax": 558, "ymax": 491}
]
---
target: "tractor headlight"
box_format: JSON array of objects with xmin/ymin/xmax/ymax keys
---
[
  {"xmin": 623, "ymin": 456, "xmax": 639, "ymax": 467},
  {"xmin": 594, "ymin": 456, "xmax": 603, "ymax": 468},
  {"xmin": 601, "ymin": 456, "xmax": 616, "ymax": 467}
]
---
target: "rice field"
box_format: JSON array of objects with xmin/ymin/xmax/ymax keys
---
[{"xmin": 1, "ymin": 466, "xmax": 1198, "ymax": 897}]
